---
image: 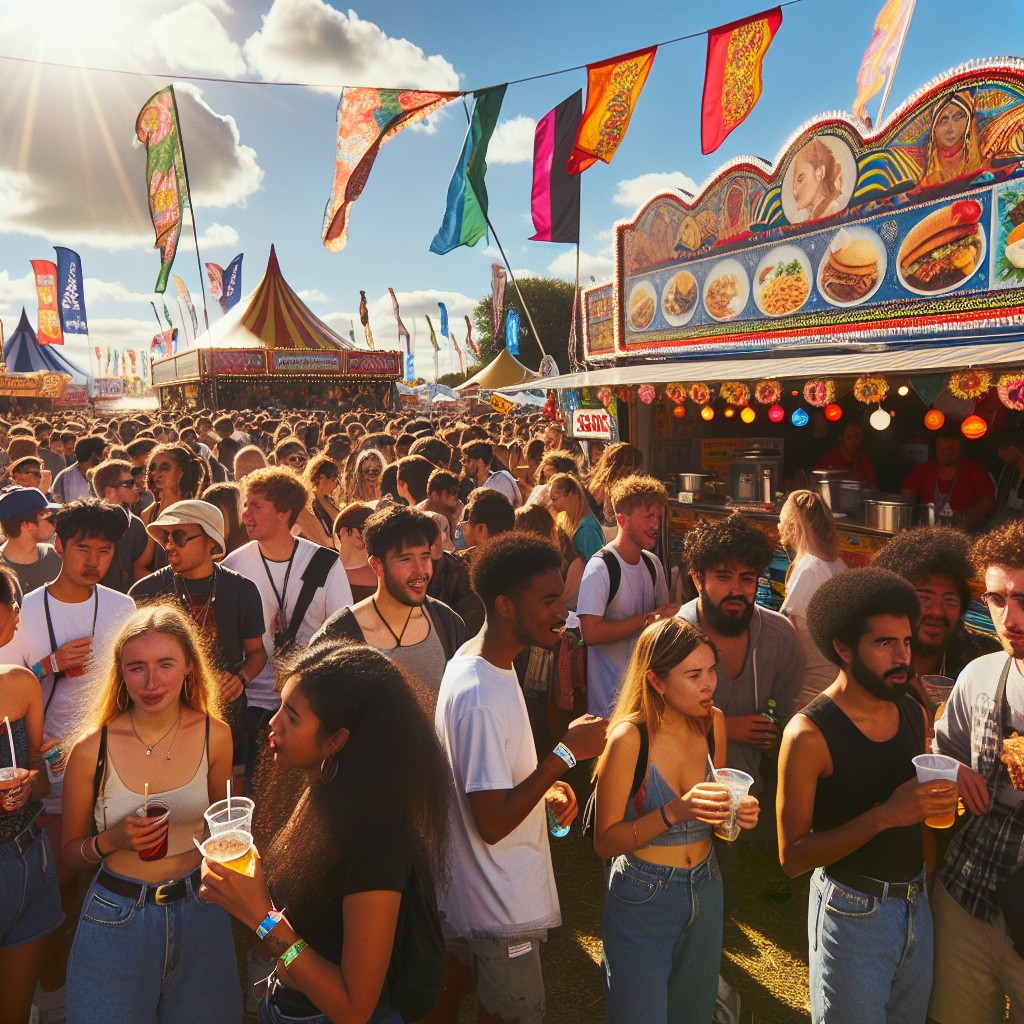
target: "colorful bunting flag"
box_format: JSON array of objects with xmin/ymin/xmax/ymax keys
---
[
  {"xmin": 221, "ymin": 254, "xmax": 244, "ymax": 312},
  {"xmin": 491, "ymin": 264, "xmax": 507, "ymax": 342},
  {"xmin": 425, "ymin": 314, "xmax": 440, "ymax": 352},
  {"xmin": 163, "ymin": 301, "xmax": 174, "ymax": 328},
  {"xmin": 388, "ymin": 288, "xmax": 411, "ymax": 351},
  {"xmin": 450, "ymin": 332, "xmax": 465, "ymax": 376},
  {"xmin": 701, "ymin": 8, "xmax": 782, "ymax": 155},
  {"xmin": 31, "ymin": 260, "xmax": 63, "ymax": 346},
  {"xmin": 173, "ymin": 275, "xmax": 197, "ymax": 346},
  {"xmin": 853, "ymin": 0, "xmax": 915, "ymax": 125},
  {"xmin": 358, "ymin": 290, "xmax": 375, "ymax": 351},
  {"xmin": 323, "ymin": 87, "xmax": 459, "ymax": 253},
  {"xmin": 465, "ymin": 315, "xmax": 480, "ymax": 358},
  {"xmin": 505, "ymin": 309, "xmax": 521, "ymax": 356},
  {"xmin": 531, "ymin": 91, "xmax": 583, "ymax": 242},
  {"xmin": 136, "ymin": 87, "xmax": 189, "ymax": 293},
  {"xmin": 150, "ymin": 301, "xmax": 163, "ymax": 331},
  {"xmin": 430, "ymin": 85, "xmax": 507, "ymax": 255},
  {"xmin": 567, "ymin": 47, "xmax": 655, "ymax": 174},
  {"xmin": 54, "ymin": 247, "xmax": 88, "ymax": 337},
  {"xmin": 206, "ymin": 262, "xmax": 224, "ymax": 301},
  {"xmin": 438, "ymin": 302, "xmax": 449, "ymax": 344}
]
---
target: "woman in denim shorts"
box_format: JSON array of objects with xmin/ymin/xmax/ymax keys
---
[
  {"xmin": 0, "ymin": 567, "xmax": 64, "ymax": 1022},
  {"xmin": 199, "ymin": 642, "xmax": 450, "ymax": 1023},
  {"xmin": 592, "ymin": 618, "xmax": 760, "ymax": 1023},
  {"xmin": 60, "ymin": 605, "xmax": 241, "ymax": 1024}
]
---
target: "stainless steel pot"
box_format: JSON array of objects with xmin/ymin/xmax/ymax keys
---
[
  {"xmin": 812, "ymin": 469, "xmax": 846, "ymax": 511},
  {"xmin": 863, "ymin": 499, "xmax": 914, "ymax": 533},
  {"xmin": 678, "ymin": 473, "xmax": 708, "ymax": 491}
]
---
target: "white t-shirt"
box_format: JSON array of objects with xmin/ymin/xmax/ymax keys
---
[
  {"xmin": 434, "ymin": 649, "xmax": 560, "ymax": 938},
  {"xmin": 0, "ymin": 584, "xmax": 136, "ymax": 813},
  {"xmin": 576, "ymin": 547, "xmax": 669, "ymax": 717},
  {"xmin": 481, "ymin": 470, "xmax": 522, "ymax": 506},
  {"xmin": 223, "ymin": 539, "xmax": 353, "ymax": 710}
]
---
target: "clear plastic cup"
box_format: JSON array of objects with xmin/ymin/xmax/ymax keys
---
[
  {"xmin": 0, "ymin": 766, "xmax": 29, "ymax": 814},
  {"xmin": 136, "ymin": 801, "xmax": 170, "ymax": 860},
  {"xmin": 912, "ymin": 754, "xmax": 960, "ymax": 828},
  {"xmin": 204, "ymin": 797, "xmax": 254, "ymax": 837},
  {"xmin": 714, "ymin": 768, "xmax": 754, "ymax": 841},
  {"xmin": 41, "ymin": 739, "xmax": 65, "ymax": 784},
  {"xmin": 920, "ymin": 675, "xmax": 955, "ymax": 722},
  {"xmin": 200, "ymin": 829, "xmax": 256, "ymax": 876}
]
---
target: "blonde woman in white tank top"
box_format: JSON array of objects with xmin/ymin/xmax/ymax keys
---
[{"xmin": 59, "ymin": 606, "xmax": 240, "ymax": 1024}]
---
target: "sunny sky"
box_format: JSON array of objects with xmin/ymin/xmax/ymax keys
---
[{"xmin": 0, "ymin": 0, "xmax": 1021, "ymax": 379}]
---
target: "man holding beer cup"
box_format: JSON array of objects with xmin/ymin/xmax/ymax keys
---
[{"xmin": 777, "ymin": 567, "xmax": 957, "ymax": 1024}]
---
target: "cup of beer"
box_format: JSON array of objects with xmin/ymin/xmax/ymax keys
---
[
  {"xmin": 200, "ymin": 829, "xmax": 256, "ymax": 877},
  {"xmin": 713, "ymin": 768, "xmax": 754, "ymax": 841},
  {"xmin": 912, "ymin": 754, "xmax": 960, "ymax": 828}
]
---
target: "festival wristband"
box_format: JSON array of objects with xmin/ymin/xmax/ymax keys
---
[
  {"xmin": 237, "ymin": 672, "xmax": 248, "ymax": 688},
  {"xmin": 280, "ymin": 938, "xmax": 308, "ymax": 969},
  {"xmin": 552, "ymin": 743, "xmax": 576, "ymax": 770},
  {"xmin": 31, "ymin": 655, "xmax": 54, "ymax": 680},
  {"xmin": 659, "ymin": 804, "xmax": 672, "ymax": 830},
  {"xmin": 256, "ymin": 909, "xmax": 284, "ymax": 940}
]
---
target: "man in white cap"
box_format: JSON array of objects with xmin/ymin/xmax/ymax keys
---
[
  {"xmin": 130, "ymin": 499, "xmax": 266, "ymax": 792},
  {"xmin": 0, "ymin": 485, "xmax": 62, "ymax": 597}
]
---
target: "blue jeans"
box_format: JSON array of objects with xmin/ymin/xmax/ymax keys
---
[
  {"xmin": 808, "ymin": 867, "xmax": 932, "ymax": 1024},
  {"xmin": 0, "ymin": 822, "xmax": 63, "ymax": 949},
  {"xmin": 66, "ymin": 867, "xmax": 242, "ymax": 1024},
  {"xmin": 257, "ymin": 975, "xmax": 403, "ymax": 1024},
  {"xmin": 602, "ymin": 850, "xmax": 724, "ymax": 1024}
]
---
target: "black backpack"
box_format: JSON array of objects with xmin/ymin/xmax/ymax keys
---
[
  {"xmin": 598, "ymin": 547, "xmax": 658, "ymax": 604},
  {"xmin": 386, "ymin": 853, "xmax": 445, "ymax": 1020}
]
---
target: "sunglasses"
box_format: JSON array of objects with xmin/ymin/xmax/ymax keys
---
[
  {"xmin": 117, "ymin": 479, "xmax": 138, "ymax": 490},
  {"xmin": 162, "ymin": 529, "xmax": 206, "ymax": 549},
  {"xmin": 286, "ymin": 454, "xmax": 308, "ymax": 465},
  {"xmin": 19, "ymin": 469, "xmax": 42, "ymax": 478}
]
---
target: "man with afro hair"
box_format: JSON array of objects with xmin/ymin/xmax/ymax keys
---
[
  {"xmin": 873, "ymin": 525, "xmax": 1000, "ymax": 694},
  {"xmin": 778, "ymin": 566, "xmax": 955, "ymax": 1024},
  {"xmin": 678, "ymin": 513, "xmax": 803, "ymax": 796},
  {"xmin": 929, "ymin": 520, "xmax": 1024, "ymax": 1022}
]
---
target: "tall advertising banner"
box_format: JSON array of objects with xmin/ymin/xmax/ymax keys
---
[
  {"xmin": 173, "ymin": 275, "xmax": 197, "ymax": 345},
  {"xmin": 221, "ymin": 253, "xmax": 244, "ymax": 312},
  {"xmin": 505, "ymin": 309, "xmax": 521, "ymax": 356},
  {"xmin": 30, "ymin": 260, "xmax": 63, "ymax": 346},
  {"xmin": 490, "ymin": 263, "xmax": 506, "ymax": 342},
  {"xmin": 54, "ymin": 247, "xmax": 89, "ymax": 338}
]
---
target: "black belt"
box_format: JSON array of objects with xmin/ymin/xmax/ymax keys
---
[
  {"xmin": 96, "ymin": 867, "xmax": 200, "ymax": 907},
  {"xmin": 8, "ymin": 820, "xmax": 41, "ymax": 856},
  {"xmin": 826, "ymin": 868, "xmax": 923, "ymax": 901}
]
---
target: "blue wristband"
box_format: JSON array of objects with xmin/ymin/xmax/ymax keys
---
[{"xmin": 256, "ymin": 909, "xmax": 283, "ymax": 939}]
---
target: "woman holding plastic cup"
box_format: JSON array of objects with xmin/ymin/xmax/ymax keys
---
[
  {"xmin": 199, "ymin": 641, "xmax": 449, "ymax": 1024},
  {"xmin": 59, "ymin": 605, "xmax": 240, "ymax": 1024},
  {"xmin": 0, "ymin": 565, "xmax": 63, "ymax": 1023},
  {"xmin": 593, "ymin": 617, "xmax": 759, "ymax": 1024}
]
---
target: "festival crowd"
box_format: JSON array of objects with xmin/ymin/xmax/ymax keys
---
[{"xmin": 0, "ymin": 403, "xmax": 1022, "ymax": 1024}]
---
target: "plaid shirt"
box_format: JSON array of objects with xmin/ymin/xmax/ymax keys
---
[{"xmin": 936, "ymin": 653, "xmax": 1024, "ymax": 923}]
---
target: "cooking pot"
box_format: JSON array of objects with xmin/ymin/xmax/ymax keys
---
[
  {"xmin": 863, "ymin": 499, "xmax": 914, "ymax": 533},
  {"xmin": 678, "ymin": 473, "xmax": 709, "ymax": 492}
]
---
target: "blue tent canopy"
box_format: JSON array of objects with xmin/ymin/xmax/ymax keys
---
[{"xmin": 4, "ymin": 308, "xmax": 88, "ymax": 381}]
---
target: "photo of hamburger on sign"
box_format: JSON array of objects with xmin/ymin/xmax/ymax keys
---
[
  {"xmin": 818, "ymin": 227, "xmax": 887, "ymax": 307},
  {"xmin": 897, "ymin": 199, "xmax": 986, "ymax": 295}
]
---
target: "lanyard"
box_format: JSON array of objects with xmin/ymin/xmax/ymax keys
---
[
  {"xmin": 259, "ymin": 540, "xmax": 298, "ymax": 635},
  {"xmin": 42, "ymin": 586, "xmax": 99, "ymax": 712}
]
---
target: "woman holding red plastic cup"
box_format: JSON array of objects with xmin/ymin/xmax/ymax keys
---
[
  {"xmin": 0, "ymin": 564, "xmax": 64, "ymax": 1024},
  {"xmin": 59, "ymin": 605, "xmax": 241, "ymax": 1024}
]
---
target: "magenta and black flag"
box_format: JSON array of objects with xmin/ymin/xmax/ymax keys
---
[{"xmin": 530, "ymin": 90, "xmax": 582, "ymax": 243}]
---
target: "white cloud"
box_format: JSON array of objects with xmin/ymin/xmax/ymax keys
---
[
  {"xmin": 138, "ymin": 3, "xmax": 246, "ymax": 76},
  {"xmin": 613, "ymin": 172, "xmax": 699, "ymax": 211},
  {"xmin": 88, "ymin": 317, "xmax": 164, "ymax": 347},
  {"xmin": 0, "ymin": 270, "xmax": 38, "ymax": 312},
  {"xmin": 487, "ymin": 116, "xmax": 536, "ymax": 165},
  {"xmin": 298, "ymin": 288, "xmax": 329, "ymax": 304},
  {"xmin": 244, "ymin": 0, "xmax": 460, "ymax": 91},
  {"xmin": 196, "ymin": 223, "xmax": 241, "ymax": 249},
  {"xmin": 82, "ymin": 279, "xmax": 153, "ymax": 305},
  {"xmin": 547, "ymin": 249, "xmax": 613, "ymax": 282}
]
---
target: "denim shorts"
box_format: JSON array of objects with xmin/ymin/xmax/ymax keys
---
[
  {"xmin": 258, "ymin": 974, "xmax": 402, "ymax": 1024},
  {"xmin": 0, "ymin": 820, "xmax": 64, "ymax": 949},
  {"xmin": 66, "ymin": 866, "xmax": 242, "ymax": 1024},
  {"xmin": 602, "ymin": 850, "xmax": 723, "ymax": 1024}
]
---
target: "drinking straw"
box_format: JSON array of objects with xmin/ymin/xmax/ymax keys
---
[
  {"xmin": 3, "ymin": 716, "xmax": 15, "ymax": 769},
  {"xmin": 706, "ymin": 753, "xmax": 716, "ymax": 779},
  {"xmin": 144, "ymin": 782, "xmax": 149, "ymax": 814},
  {"xmin": 226, "ymin": 778, "xmax": 231, "ymax": 814}
]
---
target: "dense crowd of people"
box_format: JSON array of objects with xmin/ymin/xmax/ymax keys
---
[{"xmin": 0, "ymin": 403, "xmax": 1021, "ymax": 1024}]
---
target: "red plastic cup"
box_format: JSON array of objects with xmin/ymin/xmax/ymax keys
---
[{"xmin": 137, "ymin": 801, "xmax": 170, "ymax": 860}]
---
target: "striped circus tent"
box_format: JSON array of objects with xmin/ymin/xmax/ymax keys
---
[
  {"xmin": 192, "ymin": 245, "xmax": 354, "ymax": 351},
  {"xmin": 3, "ymin": 308, "xmax": 89, "ymax": 380}
]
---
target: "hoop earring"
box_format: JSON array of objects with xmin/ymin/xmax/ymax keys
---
[
  {"xmin": 183, "ymin": 674, "xmax": 193, "ymax": 704},
  {"xmin": 116, "ymin": 683, "xmax": 129, "ymax": 712},
  {"xmin": 320, "ymin": 755, "xmax": 338, "ymax": 784}
]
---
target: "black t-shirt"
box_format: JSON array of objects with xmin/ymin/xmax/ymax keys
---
[
  {"xmin": 101, "ymin": 511, "xmax": 148, "ymax": 593},
  {"xmin": 129, "ymin": 563, "xmax": 265, "ymax": 672}
]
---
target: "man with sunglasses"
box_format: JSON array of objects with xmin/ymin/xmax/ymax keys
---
[
  {"xmin": 930, "ymin": 519, "xmax": 1024, "ymax": 1023},
  {"xmin": 91, "ymin": 458, "xmax": 151, "ymax": 593},
  {"xmin": 9, "ymin": 455, "xmax": 47, "ymax": 492},
  {"xmin": 0, "ymin": 486, "xmax": 61, "ymax": 596}
]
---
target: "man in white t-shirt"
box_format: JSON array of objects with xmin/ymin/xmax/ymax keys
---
[
  {"xmin": 0, "ymin": 498, "xmax": 134, "ymax": 1021},
  {"xmin": 577, "ymin": 475, "xmax": 675, "ymax": 718},
  {"xmin": 430, "ymin": 533, "xmax": 606, "ymax": 1024},
  {"xmin": 461, "ymin": 440, "xmax": 522, "ymax": 506},
  {"xmin": 222, "ymin": 467, "xmax": 352, "ymax": 778}
]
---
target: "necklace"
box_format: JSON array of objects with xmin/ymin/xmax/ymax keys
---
[
  {"xmin": 371, "ymin": 598, "xmax": 415, "ymax": 648},
  {"xmin": 129, "ymin": 708, "xmax": 182, "ymax": 760},
  {"xmin": 173, "ymin": 567, "xmax": 218, "ymax": 633}
]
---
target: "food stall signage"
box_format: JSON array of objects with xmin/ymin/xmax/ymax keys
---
[
  {"xmin": 571, "ymin": 408, "xmax": 613, "ymax": 439},
  {"xmin": 272, "ymin": 351, "xmax": 341, "ymax": 374}
]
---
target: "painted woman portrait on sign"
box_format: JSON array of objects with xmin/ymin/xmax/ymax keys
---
[
  {"xmin": 919, "ymin": 91, "xmax": 984, "ymax": 188},
  {"xmin": 783, "ymin": 137, "xmax": 856, "ymax": 224}
]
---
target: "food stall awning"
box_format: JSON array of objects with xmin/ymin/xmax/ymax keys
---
[{"xmin": 508, "ymin": 336, "xmax": 1024, "ymax": 391}]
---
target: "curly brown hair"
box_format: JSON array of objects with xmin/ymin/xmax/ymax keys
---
[
  {"xmin": 971, "ymin": 520, "xmax": 1024, "ymax": 574},
  {"xmin": 683, "ymin": 513, "xmax": 772, "ymax": 577}
]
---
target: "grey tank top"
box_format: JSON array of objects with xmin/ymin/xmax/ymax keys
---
[
  {"xmin": 386, "ymin": 619, "xmax": 447, "ymax": 693},
  {"xmin": 623, "ymin": 761, "xmax": 714, "ymax": 846}
]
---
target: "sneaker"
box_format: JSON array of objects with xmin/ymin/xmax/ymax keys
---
[{"xmin": 246, "ymin": 949, "xmax": 275, "ymax": 1014}]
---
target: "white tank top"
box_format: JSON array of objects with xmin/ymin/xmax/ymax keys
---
[{"xmin": 94, "ymin": 718, "xmax": 210, "ymax": 859}]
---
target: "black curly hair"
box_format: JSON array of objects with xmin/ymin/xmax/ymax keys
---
[
  {"xmin": 683, "ymin": 513, "xmax": 773, "ymax": 578},
  {"xmin": 806, "ymin": 567, "xmax": 920, "ymax": 665},
  {"xmin": 871, "ymin": 525, "xmax": 973, "ymax": 610},
  {"xmin": 471, "ymin": 532, "xmax": 562, "ymax": 612}
]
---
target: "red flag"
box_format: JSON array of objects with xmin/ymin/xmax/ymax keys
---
[
  {"xmin": 465, "ymin": 315, "xmax": 480, "ymax": 358},
  {"xmin": 567, "ymin": 47, "xmax": 656, "ymax": 174},
  {"xmin": 31, "ymin": 260, "xmax": 63, "ymax": 346},
  {"xmin": 701, "ymin": 8, "xmax": 782, "ymax": 155}
]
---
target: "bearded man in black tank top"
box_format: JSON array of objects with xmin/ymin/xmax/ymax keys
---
[{"xmin": 777, "ymin": 567, "xmax": 958, "ymax": 1024}]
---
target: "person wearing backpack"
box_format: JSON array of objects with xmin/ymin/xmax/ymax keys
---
[
  {"xmin": 199, "ymin": 641, "xmax": 450, "ymax": 1024},
  {"xmin": 577, "ymin": 475, "xmax": 678, "ymax": 718}
]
